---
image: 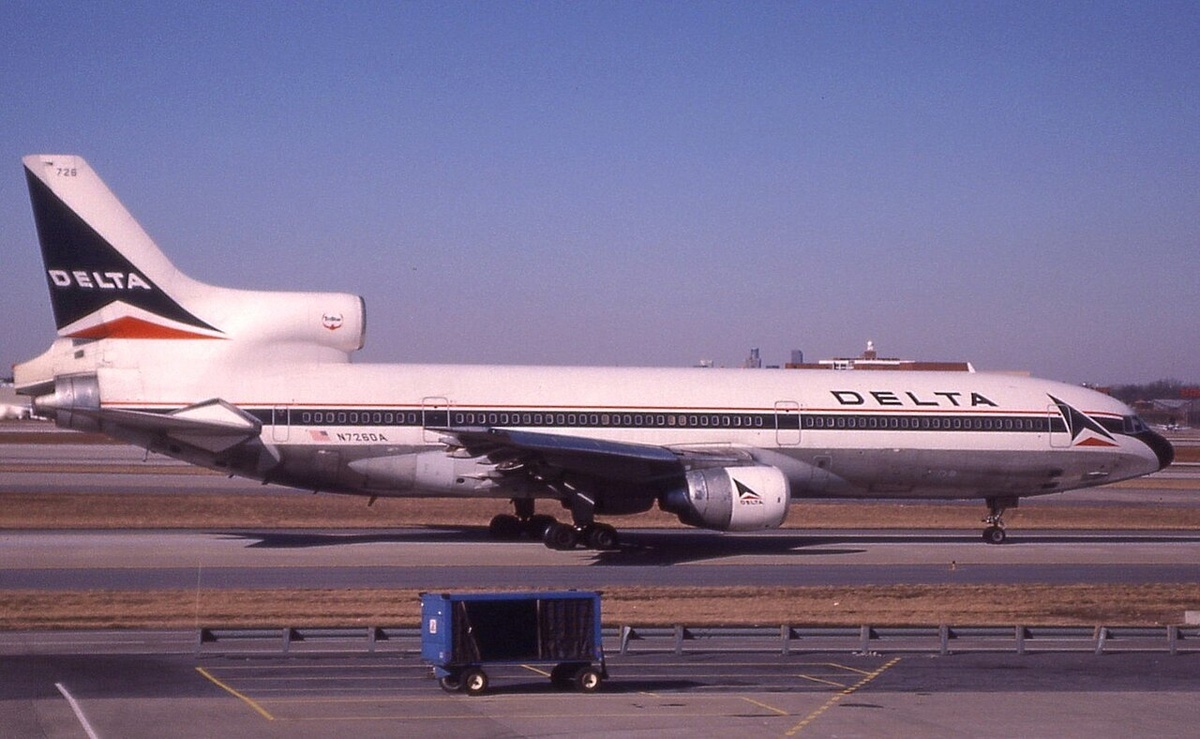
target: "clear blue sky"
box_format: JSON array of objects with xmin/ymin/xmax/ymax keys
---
[{"xmin": 2, "ymin": 2, "xmax": 1196, "ymax": 384}]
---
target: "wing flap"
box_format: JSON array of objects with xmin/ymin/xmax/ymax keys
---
[
  {"xmin": 439, "ymin": 426, "xmax": 685, "ymax": 482},
  {"xmin": 100, "ymin": 399, "xmax": 262, "ymax": 452}
]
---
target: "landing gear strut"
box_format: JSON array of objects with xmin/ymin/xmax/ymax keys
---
[
  {"xmin": 534, "ymin": 484, "xmax": 619, "ymax": 551},
  {"xmin": 550, "ymin": 484, "xmax": 619, "ymax": 551},
  {"xmin": 982, "ymin": 496, "xmax": 1017, "ymax": 544}
]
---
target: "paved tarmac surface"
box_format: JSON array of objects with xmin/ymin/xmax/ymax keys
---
[{"xmin": 2, "ymin": 642, "xmax": 1197, "ymax": 738}]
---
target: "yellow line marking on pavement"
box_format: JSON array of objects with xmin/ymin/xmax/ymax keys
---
[
  {"xmin": 785, "ymin": 657, "xmax": 901, "ymax": 736},
  {"xmin": 196, "ymin": 667, "xmax": 275, "ymax": 721},
  {"xmin": 826, "ymin": 662, "xmax": 874, "ymax": 676},
  {"xmin": 521, "ymin": 664, "xmax": 552, "ymax": 677},
  {"xmin": 795, "ymin": 673, "xmax": 850, "ymax": 689},
  {"xmin": 741, "ymin": 697, "xmax": 789, "ymax": 716}
]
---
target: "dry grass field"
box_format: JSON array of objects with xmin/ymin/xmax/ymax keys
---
[{"xmin": 4, "ymin": 584, "xmax": 1198, "ymax": 631}]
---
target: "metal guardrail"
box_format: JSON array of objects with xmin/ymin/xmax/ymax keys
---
[
  {"xmin": 195, "ymin": 624, "xmax": 1200, "ymax": 656},
  {"xmin": 615, "ymin": 624, "xmax": 1200, "ymax": 656},
  {"xmin": 197, "ymin": 626, "xmax": 421, "ymax": 653}
]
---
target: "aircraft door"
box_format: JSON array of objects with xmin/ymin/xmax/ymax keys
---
[
  {"xmin": 775, "ymin": 401, "xmax": 801, "ymax": 446},
  {"xmin": 422, "ymin": 396, "xmax": 450, "ymax": 442}
]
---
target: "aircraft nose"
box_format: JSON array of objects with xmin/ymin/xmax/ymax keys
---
[{"xmin": 1135, "ymin": 429, "xmax": 1174, "ymax": 470}]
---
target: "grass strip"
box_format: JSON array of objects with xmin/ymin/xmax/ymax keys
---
[
  {"xmin": 2, "ymin": 584, "xmax": 1197, "ymax": 630},
  {"xmin": 3, "ymin": 493, "xmax": 1200, "ymax": 530}
]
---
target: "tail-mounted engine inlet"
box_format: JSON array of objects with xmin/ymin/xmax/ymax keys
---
[{"xmin": 34, "ymin": 374, "xmax": 101, "ymax": 432}]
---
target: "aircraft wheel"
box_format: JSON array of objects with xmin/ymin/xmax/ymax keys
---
[
  {"xmin": 488, "ymin": 514, "xmax": 522, "ymax": 540},
  {"xmin": 585, "ymin": 523, "xmax": 619, "ymax": 550},
  {"xmin": 462, "ymin": 668, "xmax": 489, "ymax": 696},
  {"xmin": 544, "ymin": 522, "xmax": 579, "ymax": 550},
  {"xmin": 438, "ymin": 673, "xmax": 463, "ymax": 693},
  {"xmin": 525, "ymin": 514, "xmax": 557, "ymax": 540},
  {"xmin": 983, "ymin": 526, "xmax": 1007, "ymax": 544},
  {"xmin": 574, "ymin": 666, "xmax": 603, "ymax": 693}
]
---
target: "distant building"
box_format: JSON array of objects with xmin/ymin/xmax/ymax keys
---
[
  {"xmin": 784, "ymin": 341, "xmax": 974, "ymax": 372},
  {"xmin": 0, "ymin": 382, "xmax": 33, "ymax": 420},
  {"xmin": 742, "ymin": 348, "xmax": 763, "ymax": 369},
  {"xmin": 1140, "ymin": 399, "xmax": 1200, "ymax": 428}
]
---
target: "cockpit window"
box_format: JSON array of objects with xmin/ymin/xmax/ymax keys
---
[{"xmin": 1123, "ymin": 415, "xmax": 1147, "ymax": 434}]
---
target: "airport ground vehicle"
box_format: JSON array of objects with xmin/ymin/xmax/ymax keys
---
[{"xmin": 420, "ymin": 591, "xmax": 607, "ymax": 695}]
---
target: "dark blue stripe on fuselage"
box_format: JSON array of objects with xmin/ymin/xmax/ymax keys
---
[{"xmin": 241, "ymin": 407, "xmax": 1069, "ymax": 434}]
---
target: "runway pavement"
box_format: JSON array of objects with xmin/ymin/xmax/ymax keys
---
[{"xmin": 4, "ymin": 528, "xmax": 1200, "ymax": 590}]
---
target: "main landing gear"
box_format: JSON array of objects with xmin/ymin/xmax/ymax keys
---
[
  {"xmin": 982, "ymin": 496, "xmax": 1017, "ymax": 544},
  {"xmin": 542, "ymin": 521, "xmax": 619, "ymax": 551},
  {"xmin": 487, "ymin": 498, "xmax": 557, "ymax": 541},
  {"xmin": 487, "ymin": 498, "xmax": 620, "ymax": 551}
]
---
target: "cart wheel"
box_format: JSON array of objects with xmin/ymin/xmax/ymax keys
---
[
  {"xmin": 574, "ymin": 666, "xmax": 603, "ymax": 693},
  {"xmin": 462, "ymin": 668, "xmax": 489, "ymax": 696},
  {"xmin": 550, "ymin": 663, "xmax": 576, "ymax": 689},
  {"xmin": 438, "ymin": 673, "xmax": 463, "ymax": 693}
]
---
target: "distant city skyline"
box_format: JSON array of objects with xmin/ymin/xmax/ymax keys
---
[{"xmin": 2, "ymin": 3, "xmax": 1196, "ymax": 385}]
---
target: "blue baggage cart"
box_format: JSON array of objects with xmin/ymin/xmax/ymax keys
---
[{"xmin": 420, "ymin": 590, "xmax": 607, "ymax": 695}]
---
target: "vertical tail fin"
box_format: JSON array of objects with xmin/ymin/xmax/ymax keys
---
[{"xmin": 23, "ymin": 154, "xmax": 225, "ymax": 339}]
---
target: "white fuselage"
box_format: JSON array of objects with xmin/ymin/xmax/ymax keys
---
[{"xmin": 79, "ymin": 355, "xmax": 1164, "ymax": 502}]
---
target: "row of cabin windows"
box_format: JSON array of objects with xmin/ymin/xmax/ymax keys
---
[
  {"xmin": 294, "ymin": 410, "xmax": 768, "ymax": 428},
  {"xmin": 452, "ymin": 411, "xmax": 767, "ymax": 429},
  {"xmin": 804, "ymin": 415, "xmax": 1049, "ymax": 432},
  {"xmin": 299, "ymin": 411, "xmax": 421, "ymax": 425},
  {"xmin": 292, "ymin": 409, "xmax": 1050, "ymax": 433}
]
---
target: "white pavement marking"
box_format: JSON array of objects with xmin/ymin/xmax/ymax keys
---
[{"xmin": 55, "ymin": 682, "xmax": 101, "ymax": 739}]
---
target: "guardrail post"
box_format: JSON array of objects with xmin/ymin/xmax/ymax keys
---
[
  {"xmin": 781, "ymin": 625, "xmax": 792, "ymax": 656},
  {"xmin": 674, "ymin": 625, "xmax": 693, "ymax": 655},
  {"xmin": 620, "ymin": 625, "xmax": 637, "ymax": 655},
  {"xmin": 1168, "ymin": 625, "xmax": 1178, "ymax": 656},
  {"xmin": 1094, "ymin": 626, "xmax": 1107, "ymax": 655},
  {"xmin": 939, "ymin": 624, "xmax": 950, "ymax": 656},
  {"xmin": 1015, "ymin": 625, "xmax": 1027, "ymax": 655},
  {"xmin": 859, "ymin": 625, "xmax": 873, "ymax": 653}
]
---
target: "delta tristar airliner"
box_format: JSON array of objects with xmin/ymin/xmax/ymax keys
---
[{"xmin": 12, "ymin": 155, "xmax": 1174, "ymax": 549}]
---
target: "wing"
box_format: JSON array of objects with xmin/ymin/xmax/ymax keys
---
[{"xmin": 436, "ymin": 426, "xmax": 753, "ymax": 487}]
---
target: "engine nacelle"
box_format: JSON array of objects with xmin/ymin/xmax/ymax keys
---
[{"xmin": 661, "ymin": 465, "xmax": 790, "ymax": 531}]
